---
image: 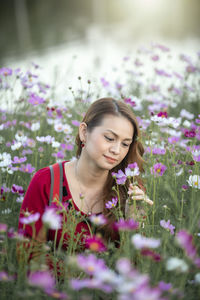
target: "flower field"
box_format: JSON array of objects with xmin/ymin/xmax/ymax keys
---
[{"xmin": 0, "ymin": 43, "xmax": 200, "ymax": 299}]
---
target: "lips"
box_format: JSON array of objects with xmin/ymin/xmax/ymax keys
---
[{"xmin": 104, "ymin": 155, "xmax": 117, "ymax": 163}]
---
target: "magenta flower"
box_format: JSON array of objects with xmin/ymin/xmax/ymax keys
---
[
  {"xmin": 151, "ymin": 163, "xmax": 167, "ymax": 176},
  {"xmin": 105, "ymin": 197, "xmax": 118, "ymax": 209},
  {"xmin": 19, "ymin": 163, "xmax": 35, "ymax": 173},
  {"xmin": 71, "ymin": 278, "xmax": 112, "ymax": 293},
  {"xmin": 20, "ymin": 212, "xmax": 40, "ymax": 225},
  {"xmin": 28, "ymin": 93, "xmax": 45, "ymax": 105},
  {"xmin": 124, "ymin": 98, "xmax": 136, "ymax": 107},
  {"xmin": 125, "ymin": 162, "xmax": 140, "ymax": 177},
  {"xmin": 168, "ymin": 136, "xmax": 180, "ymax": 144},
  {"xmin": 141, "ymin": 248, "xmax": 161, "ymax": 262},
  {"xmin": 184, "ymin": 129, "xmax": 196, "ymax": 138},
  {"xmin": 160, "ymin": 219, "xmax": 175, "ymax": 235},
  {"xmin": 157, "ymin": 111, "xmax": 168, "ymax": 118},
  {"xmin": 28, "ymin": 271, "xmax": 55, "ymax": 290},
  {"xmin": 71, "ymin": 120, "xmax": 80, "ymax": 127},
  {"xmin": 114, "ymin": 218, "xmax": 139, "ymax": 231},
  {"xmin": 85, "ymin": 235, "xmax": 107, "ymax": 252},
  {"xmin": 11, "ymin": 184, "xmax": 25, "ymax": 195},
  {"xmin": 176, "ymin": 230, "xmax": 197, "ymax": 260},
  {"xmin": 112, "ymin": 170, "xmax": 127, "ymax": 184}
]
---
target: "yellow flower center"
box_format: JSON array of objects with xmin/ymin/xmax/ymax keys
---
[
  {"xmin": 87, "ymin": 265, "xmax": 94, "ymax": 272},
  {"xmin": 90, "ymin": 242, "xmax": 99, "ymax": 251},
  {"xmin": 157, "ymin": 168, "xmax": 161, "ymax": 173}
]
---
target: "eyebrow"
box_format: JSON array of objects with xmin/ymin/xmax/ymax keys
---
[{"xmin": 105, "ymin": 129, "xmax": 133, "ymax": 141}]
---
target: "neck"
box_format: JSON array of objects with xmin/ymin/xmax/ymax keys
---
[{"xmin": 75, "ymin": 157, "xmax": 109, "ymax": 189}]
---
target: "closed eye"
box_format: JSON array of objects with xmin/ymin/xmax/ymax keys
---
[{"xmin": 104, "ymin": 135, "xmax": 114, "ymax": 142}]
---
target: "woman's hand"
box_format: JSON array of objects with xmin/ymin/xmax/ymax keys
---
[{"xmin": 128, "ymin": 184, "xmax": 153, "ymax": 206}]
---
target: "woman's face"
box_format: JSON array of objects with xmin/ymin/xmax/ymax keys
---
[{"xmin": 82, "ymin": 114, "xmax": 134, "ymax": 170}]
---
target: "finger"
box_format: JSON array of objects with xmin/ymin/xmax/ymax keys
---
[
  {"xmin": 144, "ymin": 197, "xmax": 154, "ymax": 205},
  {"xmin": 131, "ymin": 195, "xmax": 145, "ymax": 200}
]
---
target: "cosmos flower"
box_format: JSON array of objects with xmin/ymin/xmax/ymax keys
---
[
  {"xmin": 85, "ymin": 235, "xmax": 107, "ymax": 252},
  {"xmin": 112, "ymin": 170, "xmax": 127, "ymax": 184},
  {"xmin": 30, "ymin": 122, "xmax": 40, "ymax": 131},
  {"xmin": 28, "ymin": 270, "xmax": 55, "ymax": 290},
  {"xmin": 151, "ymin": 163, "xmax": 167, "ymax": 177},
  {"xmin": 131, "ymin": 234, "xmax": 160, "ymax": 249},
  {"xmin": 12, "ymin": 156, "xmax": 27, "ymax": 164},
  {"xmin": 0, "ymin": 68, "xmax": 12, "ymax": 76},
  {"xmin": 125, "ymin": 162, "xmax": 140, "ymax": 177},
  {"xmin": 19, "ymin": 163, "xmax": 35, "ymax": 173},
  {"xmin": 160, "ymin": 219, "xmax": 175, "ymax": 235},
  {"xmin": 176, "ymin": 230, "xmax": 197, "ymax": 260},
  {"xmin": 187, "ymin": 175, "xmax": 200, "ymax": 189},
  {"xmin": 114, "ymin": 218, "xmax": 139, "ymax": 231},
  {"xmin": 76, "ymin": 253, "xmax": 107, "ymax": 276},
  {"xmin": 11, "ymin": 184, "xmax": 24, "ymax": 195},
  {"xmin": 42, "ymin": 207, "xmax": 62, "ymax": 230},
  {"xmin": 166, "ymin": 257, "xmax": 188, "ymax": 272},
  {"xmin": 20, "ymin": 212, "xmax": 40, "ymax": 224},
  {"xmin": 0, "ymin": 223, "xmax": 7, "ymax": 232},
  {"xmin": 89, "ymin": 214, "xmax": 107, "ymax": 225},
  {"xmin": 0, "ymin": 152, "xmax": 12, "ymax": 168},
  {"xmin": 105, "ymin": 197, "xmax": 118, "ymax": 209},
  {"xmin": 28, "ymin": 93, "xmax": 45, "ymax": 105}
]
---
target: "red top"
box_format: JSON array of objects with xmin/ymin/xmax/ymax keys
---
[{"xmin": 18, "ymin": 161, "xmax": 92, "ymax": 250}]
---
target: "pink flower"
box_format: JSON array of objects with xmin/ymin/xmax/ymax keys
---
[
  {"xmin": 28, "ymin": 93, "xmax": 45, "ymax": 105},
  {"xmin": 28, "ymin": 271, "xmax": 55, "ymax": 290},
  {"xmin": 151, "ymin": 163, "xmax": 167, "ymax": 176},
  {"xmin": 76, "ymin": 253, "xmax": 107, "ymax": 275},
  {"xmin": 114, "ymin": 218, "xmax": 139, "ymax": 231},
  {"xmin": 141, "ymin": 248, "xmax": 161, "ymax": 262},
  {"xmin": 105, "ymin": 197, "xmax": 118, "ymax": 209},
  {"xmin": 11, "ymin": 184, "xmax": 24, "ymax": 195},
  {"xmin": 176, "ymin": 230, "xmax": 197, "ymax": 260},
  {"xmin": 85, "ymin": 235, "xmax": 107, "ymax": 252},
  {"xmin": 19, "ymin": 163, "xmax": 35, "ymax": 173},
  {"xmin": 20, "ymin": 212, "xmax": 40, "ymax": 224},
  {"xmin": 112, "ymin": 170, "xmax": 127, "ymax": 184},
  {"xmin": 160, "ymin": 219, "xmax": 175, "ymax": 235}
]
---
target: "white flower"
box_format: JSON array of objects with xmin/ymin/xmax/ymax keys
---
[
  {"xmin": 192, "ymin": 149, "xmax": 200, "ymax": 157},
  {"xmin": 36, "ymin": 135, "xmax": 55, "ymax": 144},
  {"xmin": 54, "ymin": 123, "xmax": 64, "ymax": 132},
  {"xmin": 31, "ymin": 122, "xmax": 40, "ymax": 131},
  {"xmin": 166, "ymin": 257, "xmax": 188, "ymax": 272},
  {"xmin": 194, "ymin": 273, "xmax": 200, "ymax": 283},
  {"xmin": 180, "ymin": 109, "xmax": 194, "ymax": 120},
  {"xmin": 0, "ymin": 152, "xmax": 12, "ymax": 167},
  {"xmin": 52, "ymin": 141, "xmax": 61, "ymax": 148},
  {"xmin": 16, "ymin": 196, "xmax": 24, "ymax": 203},
  {"xmin": 187, "ymin": 175, "xmax": 200, "ymax": 189},
  {"xmin": 11, "ymin": 142, "xmax": 22, "ymax": 150},
  {"xmin": 42, "ymin": 208, "xmax": 62, "ymax": 229},
  {"xmin": 183, "ymin": 120, "xmax": 191, "ymax": 128},
  {"xmin": 63, "ymin": 124, "xmax": 72, "ymax": 134},
  {"xmin": 1, "ymin": 208, "xmax": 12, "ymax": 214},
  {"xmin": 131, "ymin": 233, "xmax": 160, "ymax": 249},
  {"xmin": 15, "ymin": 133, "xmax": 27, "ymax": 144}
]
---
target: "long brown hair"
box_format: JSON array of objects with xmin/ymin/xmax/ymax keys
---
[{"xmin": 75, "ymin": 97, "xmax": 145, "ymax": 242}]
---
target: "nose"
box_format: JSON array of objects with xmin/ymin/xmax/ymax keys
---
[{"xmin": 110, "ymin": 142, "xmax": 120, "ymax": 155}]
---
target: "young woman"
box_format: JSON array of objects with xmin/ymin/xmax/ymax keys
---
[{"xmin": 18, "ymin": 97, "xmax": 152, "ymax": 256}]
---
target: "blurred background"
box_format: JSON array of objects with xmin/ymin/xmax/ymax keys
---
[{"xmin": 0, "ymin": 0, "xmax": 200, "ymax": 83}]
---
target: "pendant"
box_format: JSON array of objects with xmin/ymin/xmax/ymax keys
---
[{"xmin": 88, "ymin": 211, "xmax": 92, "ymax": 216}]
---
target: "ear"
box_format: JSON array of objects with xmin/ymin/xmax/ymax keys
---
[{"xmin": 79, "ymin": 122, "xmax": 87, "ymax": 142}]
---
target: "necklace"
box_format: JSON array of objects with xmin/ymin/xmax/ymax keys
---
[{"xmin": 74, "ymin": 160, "xmax": 102, "ymax": 216}]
